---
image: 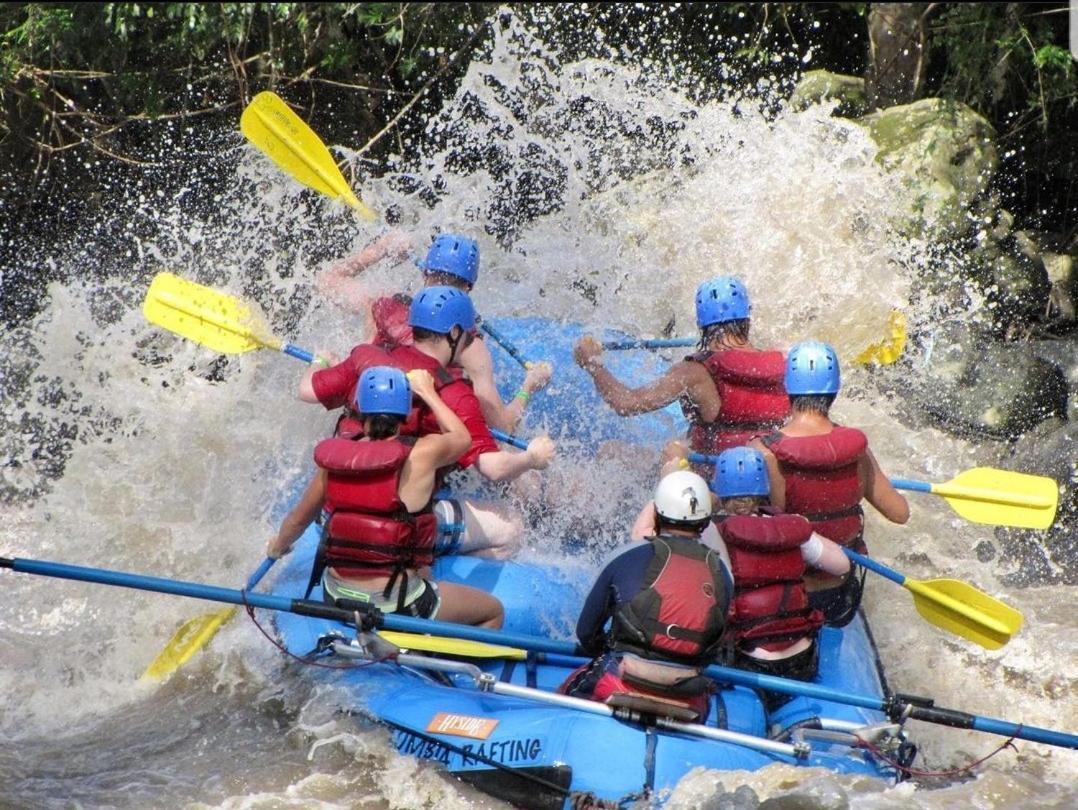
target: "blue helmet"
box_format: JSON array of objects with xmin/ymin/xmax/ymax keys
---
[
  {"xmin": 785, "ymin": 340, "xmax": 841, "ymax": 395},
  {"xmin": 416, "ymin": 234, "xmax": 480, "ymax": 286},
  {"xmin": 712, "ymin": 447, "xmax": 770, "ymax": 498},
  {"xmin": 409, "ymin": 286, "xmax": 476, "ymax": 334},
  {"xmin": 695, "ymin": 277, "xmax": 751, "ymax": 328},
  {"xmin": 355, "ymin": 366, "xmax": 411, "ymax": 417}
]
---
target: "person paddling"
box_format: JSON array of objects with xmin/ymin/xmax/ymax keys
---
[
  {"xmin": 299, "ymin": 287, "xmax": 556, "ymax": 558},
  {"xmin": 268, "ymin": 366, "xmax": 504, "ymax": 628},
  {"xmin": 560, "ymin": 471, "xmax": 733, "ymax": 722},
  {"xmin": 711, "ymin": 447, "xmax": 849, "ymax": 710},
  {"xmin": 573, "ymin": 277, "xmax": 787, "ymax": 472},
  {"xmin": 318, "ymin": 231, "xmax": 552, "ymax": 432},
  {"xmin": 751, "ymin": 341, "xmax": 909, "ymax": 625}
]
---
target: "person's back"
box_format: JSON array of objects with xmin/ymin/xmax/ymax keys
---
[
  {"xmin": 753, "ymin": 341, "xmax": 909, "ymax": 626},
  {"xmin": 711, "ymin": 447, "xmax": 849, "ymax": 711},
  {"xmin": 267, "ymin": 366, "xmax": 504, "ymax": 628},
  {"xmin": 561, "ymin": 471, "xmax": 731, "ymax": 721},
  {"xmin": 572, "ymin": 277, "xmax": 787, "ymax": 473}
]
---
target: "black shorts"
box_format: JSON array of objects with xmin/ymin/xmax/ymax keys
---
[{"xmin": 733, "ymin": 641, "xmax": 820, "ymax": 714}]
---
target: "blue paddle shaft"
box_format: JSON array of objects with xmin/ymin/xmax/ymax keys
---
[
  {"xmin": 490, "ymin": 428, "xmax": 529, "ymax": 450},
  {"xmin": 245, "ymin": 558, "xmax": 276, "ymax": 591},
  {"xmin": 5, "ymin": 554, "xmax": 1077, "ymax": 750},
  {"xmin": 688, "ymin": 452, "xmax": 718, "ymax": 465},
  {"xmin": 843, "ymin": 548, "xmax": 905, "ymax": 586},
  {"xmin": 890, "ymin": 478, "xmax": 933, "ymax": 493},
  {"xmin": 479, "ymin": 321, "xmax": 530, "ymax": 369},
  {"xmin": 282, "ymin": 343, "xmax": 315, "ymax": 363},
  {"xmin": 602, "ymin": 337, "xmax": 696, "ymax": 351}
]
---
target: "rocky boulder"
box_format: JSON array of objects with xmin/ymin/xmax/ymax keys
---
[
  {"xmin": 790, "ymin": 70, "xmax": 868, "ymax": 117},
  {"xmin": 857, "ymin": 98, "xmax": 998, "ymax": 239},
  {"xmin": 913, "ymin": 324, "xmax": 1069, "ymax": 438}
]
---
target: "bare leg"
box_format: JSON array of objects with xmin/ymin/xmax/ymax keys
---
[
  {"xmin": 435, "ymin": 581, "xmax": 504, "ymax": 628},
  {"xmin": 456, "ymin": 499, "xmax": 525, "ymax": 559}
]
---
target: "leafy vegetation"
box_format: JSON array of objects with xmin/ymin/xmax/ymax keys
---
[{"xmin": 1, "ymin": 3, "xmax": 1075, "ymax": 234}]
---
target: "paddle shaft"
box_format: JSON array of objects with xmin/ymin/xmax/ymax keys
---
[
  {"xmin": 4, "ymin": 554, "xmax": 1075, "ymax": 750},
  {"xmin": 478, "ymin": 321, "xmax": 531, "ymax": 369},
  {"xmin": 602, "ymin": 337, "xmax": 696, "ymax": 351},
  {"xmin": 490, "ymin": 428, "xmax": 529, "ymax": 450}
]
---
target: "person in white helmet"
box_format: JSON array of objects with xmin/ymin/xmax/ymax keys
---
[{"xmin": 559, "ymin": 471, "xmax": 733, "ymax": 722}]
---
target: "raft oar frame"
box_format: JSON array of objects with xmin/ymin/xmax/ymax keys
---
[{"xmin": 3, "ymin": 554, "xmax": 1077, "ymax": 752}]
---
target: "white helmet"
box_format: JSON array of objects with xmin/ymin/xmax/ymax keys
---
[{"xmin": 653, "ymin": 470, "xmax": 712, "ymax": 524}]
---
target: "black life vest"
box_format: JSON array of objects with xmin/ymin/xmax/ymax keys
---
[{"xmin": 610, "ymin": 535, "xmax": 728, "ymax": 666}]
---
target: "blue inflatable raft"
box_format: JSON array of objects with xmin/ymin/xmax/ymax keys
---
[{"xmin": 268, "ymin": 319, "xmax": 913, "ymax": 807}]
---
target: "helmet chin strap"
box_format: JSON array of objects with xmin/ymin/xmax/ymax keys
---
[{"xmin": 446, "ymin": 326, "xmax": 464, "ymax": 362}]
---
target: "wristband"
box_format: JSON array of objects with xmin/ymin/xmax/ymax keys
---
[{"xmin": 514, "ymin": 389, "xmax": 532, "ymax": 404}]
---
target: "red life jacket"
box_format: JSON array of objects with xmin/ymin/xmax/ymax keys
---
[
  {"xmin": 610, "ymin": 535, "xmax": 727, "ymax": 666},
  {"xmin": 684, "ymin": 349, "xmax": 789, "ymax": 454},
  {"xmin": 720, "ymin": 513, "xmax": 825, "ymax": 651},
  {"xmin": 315, "ymin": 436, "xmax": 437, "ymax": 579},
  {"xmin": 761, "ymin": 427, "xmax": 868, "ymax": 553}
]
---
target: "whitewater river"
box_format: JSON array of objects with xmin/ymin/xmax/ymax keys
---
[{"xmin": 1, "ymin": 13, "xmax": 1074, "ymax": 809}]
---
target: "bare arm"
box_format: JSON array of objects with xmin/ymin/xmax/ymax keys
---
[
  {"xmin": 316, "ymin": 231, "xmax": 413, "ymax": 314},
  {"xmin": 399, "ymin": 371, "xmax": 471, "ymax": 509},
  {"xmin": 460, "ymin": 338, "xmax": 552, "ymax": 432},
  {"xmin": 266, "ymin": 471, "xmax": 326, "ymax": 558},
  {"xmin": 749, "ymin": 438, "xmax": 786, "ymax": 511},
  {"xmin": 630, "ymin": 501, "xmax": 657, "ymax": 540},
  {"xmin": 474, "ymin": 435, "xmax": 555, "ymax": 483},
  {"xmin": 582, "ymin": 356, "xmax": 719, "ymax": 418},
  {"xmin": 860, "ymin": 449, "xmax": 910, "ymax": 524}
]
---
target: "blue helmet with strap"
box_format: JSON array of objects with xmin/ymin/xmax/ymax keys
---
[
  {"xmin": 355, "ymin": 366, "xmax": 411, "ymax": 417},
  {"xmin": 409, "ymin": 286, "xmax": 476, "ymax": 334},
  {"xmin": 695, "ymin": 276, "xmax": 751, "ymax": 328},
  {"xmin": 712, "ymin": 447, "xmax": 770, "ymax": 498},
  {"xmin": 416, "ymin": 234, "xmax": 480, "ymax": 286},
  {"xmin": 785, "ymin": 340, "xmax": 841, "ymax": 395}
]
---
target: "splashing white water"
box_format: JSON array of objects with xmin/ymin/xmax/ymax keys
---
[{"xmin": 1, "ymin": 10, "xmax": 1074, "ymax": 808}]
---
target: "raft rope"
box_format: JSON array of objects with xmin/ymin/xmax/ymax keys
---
[
  {"xmin": 855, "ymin": 730, "xmax": 1020, "ymax": 778},
  {"xmin": 241, "ymin": 593, "xmax": 642, "ymax": 808}
]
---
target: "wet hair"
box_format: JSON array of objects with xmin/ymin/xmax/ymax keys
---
[
  {"xmin": 790, "ymin": 394, "xmax": 836, "ymax": 416},
  {"xmin": 720, "ymin": 495, "xmax": 768, "ymax": 515},
  {"xmin": 700, "ymin": 318, "xmax": 750, "ymax": 348},
  {"xmin": 424, "ymin": 270, "xmax": 472, "ymax": 291},
  {"xmin": 412, "ymin": 326, "xmax": 440, "ymax": 343},
  {"xmin": 366, "ymin": 413, "xmax": 404, "ymax": 440}
]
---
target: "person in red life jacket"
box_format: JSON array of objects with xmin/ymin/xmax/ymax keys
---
[
  {"xmin": 751, "ymin": 341, "xmax": 909, "ymax": 627},
  {"xmin": 267, "ymin": 366, "xmax": 504, "ymax": 628},
  {"xmin": 559, "ymin": 471, "xmax": 732, "ymax": 722},
  {"xmin": 316, "ymin": 231, "xmax": 552, "ymax": 433},
  {"xmin": 298, "ymin": 287, "xmax": 556, "ymax": 558},
  {"xmin": 711, "ymin": 447, "xmax": 849, "ymax": 711},
  {"xmin": 573, "ymin": 277, "xmax": 788, "ymax": 475}
]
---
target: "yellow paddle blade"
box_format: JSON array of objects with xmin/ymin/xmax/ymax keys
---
[
  {"xmin": 141, "ymin": 607, "xmax": 237, "ymax": 680},
  {"xmin": 935, "ymin": 468, "xmax": 1059, "ymax": 530},
  {"xmin": 378, "ymin": 630, "xmax": 527, "ymax": 660},
  {"xmin": 853, "ymin": 310, "xmax": 907, "ymax": 366},
  {"xmin": 143, "ymin": 272, "xmax": 280, "ymax": 355},
  {"xmin": 905, "ymin": 578, "xmax": 1023, "ymax": 650},
  {"xmin": 240, "ymin": 91, "xmax": 376, "ymax": 221}
]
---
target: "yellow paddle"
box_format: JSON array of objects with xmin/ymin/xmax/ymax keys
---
[
  {"xmin": 852, "ymin": 310, "xmax": 907, "ymax": 366},
  {"xmin": 143, "ymin": 272, "xmax": 323, "ymax": 364},
  {"xmin": 845, "ymin": 549, "xmax": 1022, "ymax": 650},
  {"xmin": 142, "ymin": 558, "xmax": 275, "ymax": 681},
  {"xmin": 378, "ymin": 630, "xmax": 527, "ymax": 660},
  {"xmin": 240, "ymin": 91, "xmax": 376, "ymax": 221},
  {"xmin": 890, "ymin": 467, "xmax": 1058, "ymax": 530}
]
